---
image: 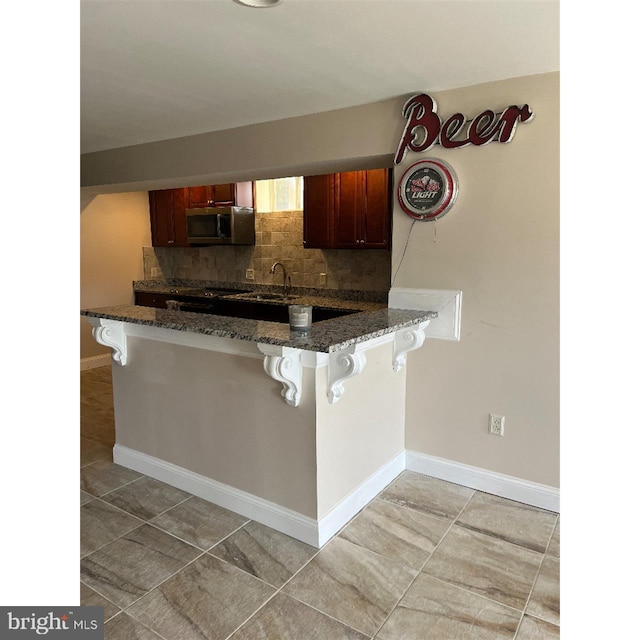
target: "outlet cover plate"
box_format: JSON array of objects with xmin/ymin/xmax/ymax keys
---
[{"xmin": 489, "ymin": 414, "xmax": 505, "ymax": 436}]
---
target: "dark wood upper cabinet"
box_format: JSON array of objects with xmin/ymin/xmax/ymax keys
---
[
  {"xmin": 149, "ymin": 188, "xmax": 188, "ymax": 247},
  {"xmin": 303, "ymin": 168, "xmax": 391, "ymax": 250},
  {"xmin": 303, "ymin": 174, "xmax": 335, "ymax": 249},
  {"xmin": 187, "ymin": 185, "xmax": 213, "ymax": 208},
  {"xmin": 149, "ymin": 182, "xmax": 254, "ymax": 247},
  {"xmin": 361, "ymin": 169, "xmax": 391, "ymax": 248},
  {"xmin": 186, "ymin": 182, "xmax": 254, "ymax": 209}
]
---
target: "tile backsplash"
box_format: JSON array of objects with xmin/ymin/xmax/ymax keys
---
[{"xmin": 143, "ymin": 210, "xmax": 391, "ymax": 291}]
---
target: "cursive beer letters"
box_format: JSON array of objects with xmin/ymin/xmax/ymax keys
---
[{"xmin": 394, "ymin": 93, "xmax": 534, "ymax": 164}]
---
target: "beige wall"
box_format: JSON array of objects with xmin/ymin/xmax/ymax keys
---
[
  {"xmin": 315, "ymin": 341, "xmax": 406, "ymax": 518},
  {"xmin": 112, "ymin": 337, "xmax": 319, "ymax": 517},
  {"xmin": 395, "ymin": 73, "xmax": 559, "ymax": 487},
  {"xmin": 81, "ymin": 98, "xmax": 406, "ymax": 191},
  {"xmin": 81, "ymin": 71, "xmax": 559, "ymax": 489},
  {"xmin": 80, "ymin": 191, "xmax": 151, "ymax": 358},
  {"xmin": 111, "ymin": 336, "xmax": 405, "ymax": 520}
]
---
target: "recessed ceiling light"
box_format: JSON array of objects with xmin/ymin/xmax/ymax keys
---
[{"xmin": 233, "ymin": 0, "xmax": 283, "ymax": 7}]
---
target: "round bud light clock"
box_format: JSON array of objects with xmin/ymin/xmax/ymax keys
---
[{"xmin": 397, "ymin": 159, "xmax": 459, "ymax": 221}]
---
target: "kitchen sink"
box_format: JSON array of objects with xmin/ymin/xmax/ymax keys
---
[{"xmin": 236, "ymin": 292, "xmax": 300, "ymax": 302}]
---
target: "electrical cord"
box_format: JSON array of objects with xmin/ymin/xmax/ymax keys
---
[{"xmin": 391, "ymin": 219, "xmax": 417, "ymax": 288}]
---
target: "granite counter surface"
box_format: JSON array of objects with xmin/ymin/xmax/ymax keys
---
[
  {"xmin": 81, "ymin": 305, "xmax": 436, "ymax": 353},
  {"xmin": 132, "ymin": 279, "xmax": 388, "ymax": 307}
]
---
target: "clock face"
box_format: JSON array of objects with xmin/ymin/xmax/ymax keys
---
[{"xmin": 397, "ymin": 159, "xmax": 458, "ymax": 221}]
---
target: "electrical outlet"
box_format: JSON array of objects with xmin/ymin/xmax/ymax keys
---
[
  {"xmin": 319, "ymin": 272, "xmax": 327, "ymax": 286},
  {"xmin": 489, "ymin": 414, "xmax": 505, "ymax": 436},
  {"xmin": 245, "ymin": 269, "xmax": 255, "ymax": 280}
]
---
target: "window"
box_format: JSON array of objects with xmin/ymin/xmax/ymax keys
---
[{"xmin": 255, "ymin": 177, "xmax": 304, "ymax": 213}]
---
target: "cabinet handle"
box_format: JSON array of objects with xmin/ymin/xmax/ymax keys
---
[{"xmin": 168, "ymin": 240, "xmax": 175, "ymax": 244}]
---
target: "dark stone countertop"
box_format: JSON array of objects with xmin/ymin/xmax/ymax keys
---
[
  {"xmin": 81, "ymin": 304, "xmax": 437, "ymax": 353},
  {"xmin": 132, "ymin": 279, "xmax": 389, "ymax": 307}
]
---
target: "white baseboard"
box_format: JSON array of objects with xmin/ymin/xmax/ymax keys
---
[
  {"xmin": 113, "ymin": 445, "xmax": 559, "ymax": 548},
  {"xmin": 80, "ymin": 353, "xmax": 112, "ymax": 371},
  {"xmin": 405, "ymin": 450, "xmax": 559, "ymax": 513},
  {"xmin": 317, "ymin": 451, "xmax": 405, "ymax": 546},
  {"xmin": 114, "ymin": 445, "xmax": 320, "ymax": 546},
  {"xmin": 114, "ymin": 445, "xmax": 406, "ymax": 548}
]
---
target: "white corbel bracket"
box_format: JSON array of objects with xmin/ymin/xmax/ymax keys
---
[
  {"xmin": 327, "ymin": 347, "xmax": 367, "ymax": 404},
  {"xmin": 258, "ymin": 344, "xmax": 303, "ymax": 407},
  {"xmin": 87, "ymin": 318, "xmax": 128, "ymax": 366},
  {"xmin": 393, "ymin": 320, "xmax": 430, "ymax": 372}
]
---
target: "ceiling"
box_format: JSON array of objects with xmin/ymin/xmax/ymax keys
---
[{"xmin": 80, "ymin": 0, "xmax": 559, "ymax": 155}]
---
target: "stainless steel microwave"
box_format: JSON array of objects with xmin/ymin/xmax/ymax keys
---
[{"xmin": 185, "ymin": 206, "xmax": 255, "ymax": 245}]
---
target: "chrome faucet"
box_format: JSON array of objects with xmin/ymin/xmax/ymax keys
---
[{"xmin": 269, "ymin": 261, "xmax": 289, "ymax": 295}]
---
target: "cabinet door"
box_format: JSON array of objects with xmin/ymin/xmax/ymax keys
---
[
  {"xmin": 134, "ymin": 291, "xmax": 172, "ymax": 308},
  {"xmin": 336, "ymin": 169, "xmax": 391, "ymax": 249},
  {"xmin": 213, "ymin": 183, "xmax": 234, "ymax": 205},
  {"xmin": 361, "ymin": 168, "xmax": 391, "ymax": 249},
  {"xmin": 334, "ymin": 171, "xmax": 363, "ymax": 248},
  {"xmin": 172, "ymin": 187, "xmax": 188, "ymax": 246},
  {"xmin": 149, "ymin": 190, "xmax": 176, "ymax": 247},
  {"xmin": 187, "ymin": 186, "xmax": 214, "ymax": 208},
  {"xmin": 188, "ymin": 183, "xmax": 254, "ymax": 208},
  {"xmin": 303, "ymin": 174, "xmax": 335, "ymax": 249},
  {"xmin": 149, "ymin": 188, "xmax": 189, "ymax": 247}
]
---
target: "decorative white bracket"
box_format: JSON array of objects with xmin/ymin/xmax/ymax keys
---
[
  {"xmin": 87, "ymin": 318, "xmax": 127, "ymax": 366},
  {"xmin": 327, "ymin": 347, "xmax": 367, "ymax": 404},
  {"xmin": 84, "ymin": 315, "xmax": 433, "ymax": 406},
  {"xmin": 257, "ymin": 344, "xmax": 303, "ymax": 407},
  {"xmin": 393, "ymin": 321, "xmax": 430, "ymax": 372}
]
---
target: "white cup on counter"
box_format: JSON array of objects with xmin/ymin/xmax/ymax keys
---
[{"xmin": 288, "ymin": 304, "xmax": 312, "ymax": 330}]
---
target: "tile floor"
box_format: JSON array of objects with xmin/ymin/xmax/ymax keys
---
[{"xmin": 81, "ymin": 366, "xmax": 560, "ymax": 639}]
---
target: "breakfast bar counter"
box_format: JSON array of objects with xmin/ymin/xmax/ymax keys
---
[
  {"xmin": 81, "ymin": 301, "xmax": 437, "ymax": 547},
  {"xmin": 81, "ymin": 304, "xmax": 435, "ymax": 353}
]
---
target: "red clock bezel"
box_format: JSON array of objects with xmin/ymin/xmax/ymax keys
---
[{"xmin": 397, "ymin": 159, "xmax": 459, "ymax": 221}]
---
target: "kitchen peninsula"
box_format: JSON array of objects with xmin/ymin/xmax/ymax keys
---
[{"xmin": 81, "ymin": 283, "xmax": 436, "ymax": 547}]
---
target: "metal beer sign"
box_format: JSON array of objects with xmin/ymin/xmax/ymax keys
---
[{"xmin": 394, "ymin": 93, "xmax": 534, "ymax": 164}]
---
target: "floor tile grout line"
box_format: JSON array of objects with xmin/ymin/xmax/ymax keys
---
[
  {"xmin": 152, "ymin": 515, "xmax": 251, "ymax": 555},
  {"xmin": 411, "ymin": 572, "xmax": 529, "ymax": 617},
  {"xmin": 222, "ymin": 510, "xmax": 376, "ymax": 639},
  {"xmin": 277, "ymin": 591, "xmax": 375, "ymax": 639},
  {"xmin": 109, "ymin": 520, "xmax": 276, "ymax": 627},
  {"xmin": 97, "ymin": 485, "xmax": 195, "ymax": 522},
  {"xmin": 222, "ymin": 591, "xmax": 282, "ymax": 640},
  {"xmin": 80, "ymin": 464, "xmax": 145, "ymax": 499},
  {"xmin": 80, "ymin": 498, "xmax": 147, "ymax": 559},
  {"xmin": 370, "ymin": 489, "xmax": 476, "ymax": 639},
  {"xmin": 412, "ymin": 491, "xmax": 548, "ymax": 626},
  {"xmin": 513, "ymin": 538, "xmax": 559, "ymax": 636},
  {"xmin": 119, "ymin": 548, "xmax": 211, "ymax": 618},
  {"xmin": 80, "ymin": 578, "xmax": 124, "ymax": 622},
  {"xmin": 111, "ymin": 610, "xmax": 169, "ymax": 640},
  {"xmin": 81, "ymin": 490, "xmax": 235, "ymax": 558},
  {"xmin": 120, "ymin": 542, "xmax": 283, "ymax": 640}
]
